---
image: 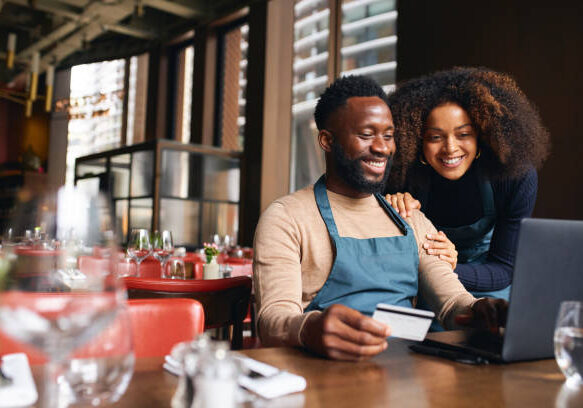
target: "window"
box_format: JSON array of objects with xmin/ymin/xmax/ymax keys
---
[
  {"xmin": 291, "ymin": 0, "xmax": 330, "ymax": 192},
  {"xmin": 65, "ymin": 54, "xmax": 149, "ymax": 186},
  {"xmin": 341, "ymin": 0, "xmax": 397, "ymax": 92},
  {"xmin": 215, "ymin": 21, "xmax": 248, "ymax": 151},
  {"xmin": 126, "ymin": 53, "xmax": 149, "ymax": 145},
  {"xmin": 173, "ymin": 45, "xmax": 195, "ymax": 144},
  {"xmin": 290, "ymin": 0, "xmax": 397, "ymax": 191},
  {"xmin": 66, "ymin": 59, "xmax": 125, "ymax": 186}
]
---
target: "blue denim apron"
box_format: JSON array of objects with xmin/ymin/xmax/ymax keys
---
[
  {"xmin": 305, "ymin": 176, "xmax": 419, "ymax": 316},
  {"xmin": 435, "ymin": 176, "xmax": 510, "ymax": 300},
  {"xmin": 418, "ymin": 173, "xmax": 509, "ymax": 331}
]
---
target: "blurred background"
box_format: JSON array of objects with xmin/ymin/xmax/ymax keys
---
[{"xmin": 0, "ymin": 0, "xmax": 581, "ymax": 248}]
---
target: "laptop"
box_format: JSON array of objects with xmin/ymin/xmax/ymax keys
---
[{"xmin": 411, "ymin": 218, "xmax": 583, "ymax": 363}]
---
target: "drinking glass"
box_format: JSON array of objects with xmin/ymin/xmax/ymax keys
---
[
  {"xmin": 220, "ymin": 263, "xmax": 232, "ymax": 278},
  {"xmin": 152, "ymin": 230, "xmax": 174, "ymax": 278},
  {"xmin": 63, "ymin": 305, "xmax": 134, "ymax": 405},
  {"xmin": 0, "ymin": 187, "xmax": 133, "ymax": 407},
  {"xmin": 165, "ymin": 258, "xmax": 186, "ymax": 280},
  {"xmin": 1, "ymin": 227, "xmax": 14, "ymax": 247},
  {"xmin": 223, "ymin": 235, "xmax": 234, "ymax": 251},
  {"xmin": 554, "ymin": 300, "xmax": 583, "ymax": 387},
  {"xmin": 127, "ymin": 229, "xmax": 152, "ymax": 277}
]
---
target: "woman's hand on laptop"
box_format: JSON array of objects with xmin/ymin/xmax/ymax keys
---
[{"xmin": 455, "ymin": 298, "xmax": 508, "ymax": 334}]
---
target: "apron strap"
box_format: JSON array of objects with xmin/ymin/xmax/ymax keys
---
[
  {"xmin": 375, "ymin": 193, "xmax": 408, "ymax": 235},
  {"xmin": 314, "ymin": 175, "xmax": 409, "ymax": 237},
  {"xmin": 314, "ymin": 175, "xmax": 340, "ymax": 238}
]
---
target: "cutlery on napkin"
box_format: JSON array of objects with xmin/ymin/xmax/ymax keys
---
[{"xmin": 163, "ymin": 353, "xmax": 306, "ymax": 399}]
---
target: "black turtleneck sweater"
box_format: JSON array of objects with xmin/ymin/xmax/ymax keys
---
[{"xmin": 408, "ymin": 165, "xmax": 538, "ymax": 292}]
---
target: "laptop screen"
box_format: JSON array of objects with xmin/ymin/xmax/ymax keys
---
[{"xmin": 501, "ymin": 218, "xmax": 583, "ymax": 362}]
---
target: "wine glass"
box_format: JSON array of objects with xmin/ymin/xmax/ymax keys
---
[
  {"xmin": 152, "ymin": 230, "xmax": 174, "ymax": 278},
  {"xmin": 63, "ymin": 304, "xmax": 134, "ymax": 405},
  {"xmin": 211, "ymin": 233, "xmax": 222, "ymax": 252},
  {"xmin": 0, "ymin": 187, "xmax": 134, "ymax": 407},
  {"xmin": 127, "ymin": 229, "xmax": 152, "ymax": 277},
  {"xmin": 554, "ymin": 300, "xmax": 583, "ymax": 388}
]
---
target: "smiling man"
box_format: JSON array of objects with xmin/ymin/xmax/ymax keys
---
[{"xmin": 253, "ymin": 75, "xmax": 505, "ymax": 361}]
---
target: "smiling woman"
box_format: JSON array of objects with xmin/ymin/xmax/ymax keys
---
[
  {"xmin": 386, "ymin": 67, "xmax": 551, "ymax": 306},
  {"xmin": 421, "ymin": 103, "xmax": 478, "ymax": 181}
]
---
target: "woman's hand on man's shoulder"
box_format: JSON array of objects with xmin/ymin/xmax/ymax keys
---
[{"xmin": 385, "ymin": 192, "xmax": 421, "ymax": 218}]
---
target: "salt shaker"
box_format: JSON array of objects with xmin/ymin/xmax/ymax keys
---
[
  {"xmin": 170, "ymin": 335, "xmax": 211, "ymax": 408},
  {"xmin": 192, "ymin": 342, "xmax": 240, "ymax": 408}
]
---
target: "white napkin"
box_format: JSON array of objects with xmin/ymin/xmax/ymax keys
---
[
  {"xmin": 163, "ymin": 353, "xmax": 306, "ymax": 400},
  {"xmin": 0, "ymin": 353, "xmax": 38, "ymax": 408}
]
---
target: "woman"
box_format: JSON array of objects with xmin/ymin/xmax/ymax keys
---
[{"xmin": 387, "ymin": 67, "xmax": 550, "ymax": 300}]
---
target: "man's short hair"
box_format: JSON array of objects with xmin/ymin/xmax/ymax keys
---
[{"xmin": 314, "ymin": 75, "xmax": 389, "ymax": 131}]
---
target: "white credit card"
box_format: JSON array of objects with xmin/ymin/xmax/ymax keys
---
[{"xmin": 372, "ymin": 303, "xmax": 435, "ymax": 341}]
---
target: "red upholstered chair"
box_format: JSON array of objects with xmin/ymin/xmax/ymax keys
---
[
  {"xmin": 0, "ymin": 296, "xmax": 204, "ymax": 362},
  {"xmin": 122, "ymin": 276, "xmax": 252, "ymax": 350},
  {"xmin": 183, "ymin": 253, "xmax": 204, "ymax": 280},
  {"xmin": 127, "ymin": 298, "xmax": 204, "ymax": 357},
  {"xmin": 220, "ymin": 258, "xmax": 255, "ymax": 337},
  {"xmin": 136, "ymin": 257, "xmax": 163, "ymax": 278}
]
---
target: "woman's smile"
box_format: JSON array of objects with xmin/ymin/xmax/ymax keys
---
[{"xmin": 422, "ymin": 103, "xmax": 478, "ymax": 180}]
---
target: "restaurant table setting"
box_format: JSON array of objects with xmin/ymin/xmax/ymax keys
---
[
  {"xmin": 164, "ymin": 335, "xmax": 306, "ymax": 407},
  {"xmin": 2, "ymin": 187, "xmax": 580, "ymax": 407},
  {"xmin": 120, "ymin": 229, "xmax": 250, "ymax": 281}
]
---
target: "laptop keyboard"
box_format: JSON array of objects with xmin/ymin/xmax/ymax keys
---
[{"xmin": 463, "ymin": 330, "xmax": 504, "ymax": 354}]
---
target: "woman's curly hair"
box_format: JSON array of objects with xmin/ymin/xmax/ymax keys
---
[{"xmin": 387, "ymin": 67, "xmax": 551, "ymax": 189}]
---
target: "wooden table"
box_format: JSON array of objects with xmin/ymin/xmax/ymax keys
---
[{"xmin": 31, "ymin": 336, "xmax": 582, "ymax": 407}]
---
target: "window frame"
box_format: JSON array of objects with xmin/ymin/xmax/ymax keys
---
[{"xmin": 213, "ymin": 16, "xmax": 249, "ymax": 149}]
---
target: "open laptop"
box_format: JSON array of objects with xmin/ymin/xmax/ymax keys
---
[{"xmin": 412, "ymin": 218, "xmax": 583, "ymax": 363}]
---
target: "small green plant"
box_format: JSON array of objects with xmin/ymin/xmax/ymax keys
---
[{"xmin": 203, "ymin": 242, "xmax": 219, "ymax": 264}]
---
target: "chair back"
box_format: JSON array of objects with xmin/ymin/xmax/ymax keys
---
[
  {"xmin": 122, "ymin": 276, "xmax": 252, "ymax": 349},
  {"xmin": 128, "ymin": 298, "xmax": 204, "ymax": 357},
  {"xmin": 0, "ymin": 296, "xmax": 204, "ymax": 362}
]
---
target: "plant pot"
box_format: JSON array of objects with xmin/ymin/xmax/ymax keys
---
[{"xmin": 203, "ymin": 257, "xmax": 221, "ymax": 279}]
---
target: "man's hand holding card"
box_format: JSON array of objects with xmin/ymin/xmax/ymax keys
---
[{"xmin": 372, "ymin": 304, "xmax": 435, "ymax": 341}]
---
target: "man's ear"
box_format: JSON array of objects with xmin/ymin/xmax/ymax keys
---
[{"xmin": 318, "ymin": 129, "xmax": 334, "ymax": 153}]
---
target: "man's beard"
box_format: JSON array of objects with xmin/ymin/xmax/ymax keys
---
[{"xmin": 330, "ymin": 141, "xmax": 392, "ymax": 194}]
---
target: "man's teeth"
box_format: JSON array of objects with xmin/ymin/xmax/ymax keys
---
[
  {"xmin": 364, "ymin": 160, "xmax": 385, "ymax": 168},
  {"xmin": 441, "ymin": 157, "xmax": 463, "ymax": 165}
]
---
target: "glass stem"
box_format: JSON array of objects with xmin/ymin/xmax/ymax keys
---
[
  {"xmin": 160, "ymin": 259, "xmax": 167, "ymax": 278},
  {"xmin": 42, "ymin": 359, "xmax": 70, "ymax": 408}
]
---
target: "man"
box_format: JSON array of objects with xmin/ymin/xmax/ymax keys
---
[{"xmin": 253, "ymin": 75, "xmax": 506, "ymax": 361}]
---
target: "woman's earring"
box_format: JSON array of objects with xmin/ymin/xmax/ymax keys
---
[
  {"xmin": 419, "ymin": 154, "xmax": 428, "ymax": 165},
  {"xmin": 475, "ymin": 149, "xmax": 481, "ymax": 159}
]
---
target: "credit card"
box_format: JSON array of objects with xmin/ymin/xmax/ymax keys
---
[{"xmin": 372, "ymin": 303, "xmax": 435, "ymax": 341}]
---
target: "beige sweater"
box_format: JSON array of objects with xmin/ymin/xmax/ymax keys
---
[{"xmin": 253, "ymin": 185, "xmax": 476, "ymax": 347}]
